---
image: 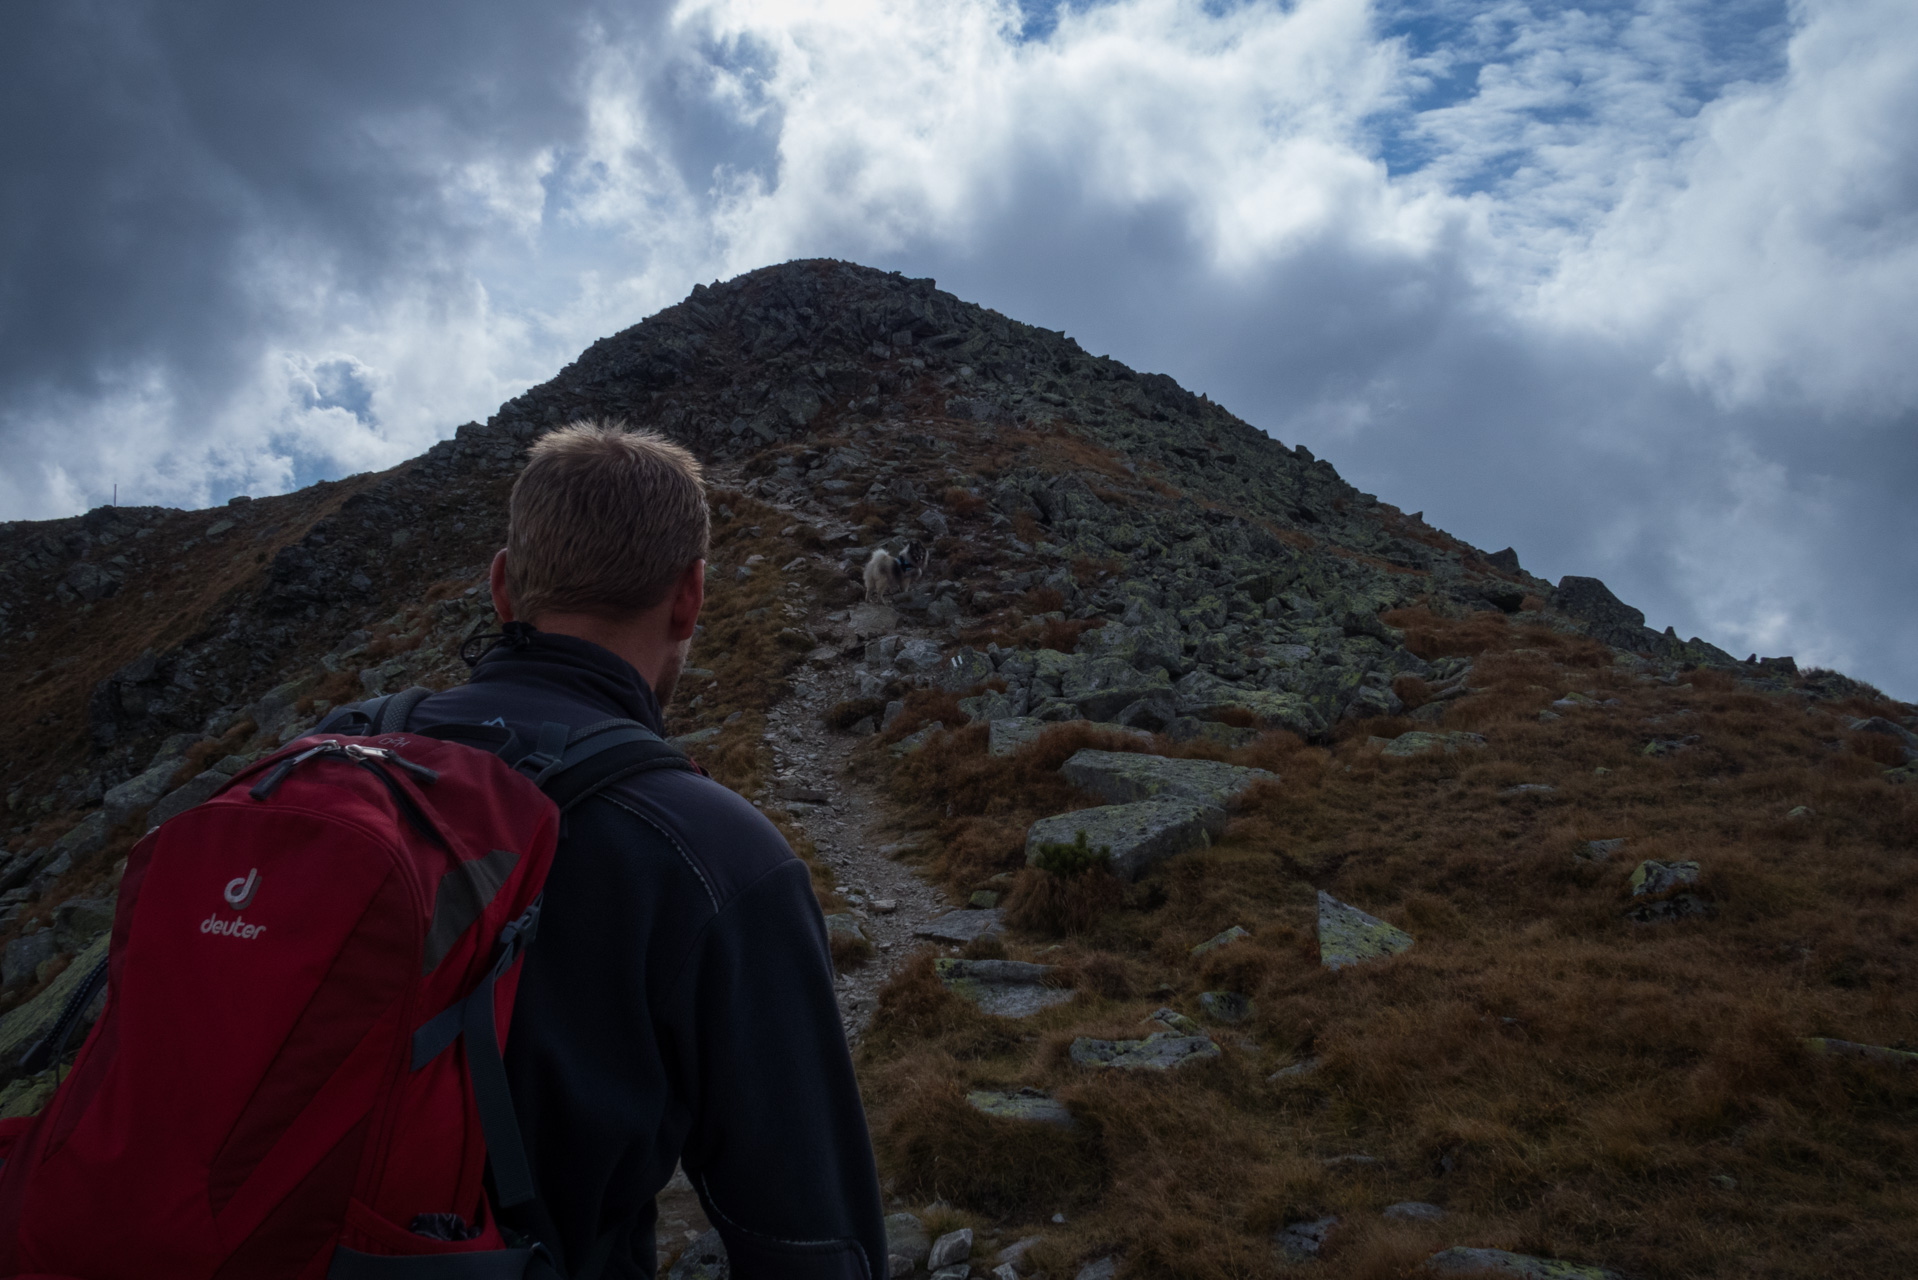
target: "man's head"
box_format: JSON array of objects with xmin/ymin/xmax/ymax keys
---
[{"xmin": 492, "ymin": 420, "xmax": 709, "ymax": 703}]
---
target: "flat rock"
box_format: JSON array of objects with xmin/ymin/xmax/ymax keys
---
[
  {"xmin": 0, "ymin": 934, "xmax": 107, "ymax": 1076},
  {"xmin": 1424, "ymin": 1246, "xmax": 1620, "ymax": 1278},
  {"xmin": 146, "ymin": 769, "xmax": 233, "ymax": 829},
  {"xmin": 848, "ymin": 603, "xmax": 901, "ymax": 637},
  {"xmin": 967, "ymin": 1087, "xmax": 1076, "ymax": 1128},
  {"xmin": 1069, "ymin": 1030, "xmax": 1221, "ymax": 1070},
  {"xmin": 1059, "ymin": 749, "xmax": 1275, "ymax": 808},
  {"xmin": 1804, "ymin": 1036, "xmax": 1918, "ymax": 1066},
  {"xmin": 1381, "ymin": 731, "xmax": 1487, "ymax": 759},
  {"xmin": 1627, "ymin": 859, "xmax": 1709, "ymax": 923},
  {"xmin": 936, "ymin": 648, "xmax": 996, "ymax": 693},
  {"xmin": 1025, "ymin": 800, "xmax": 1226, "ymax": 881},
  {"xmin": 1384, "ymin": 1202, "xmax": 1446, "ymax": 1222},
  {"xmin": 1630, "ymin": 859, "xmax": 1700, "ymax": 896},
  {"xmin": 989, "ymin": 717, "xmax": 1052, "ymax": 755},
  {"xmin": 669, "ymin": 727, "xmax": 723, "ymax": 750},
  {"xmin": 929, "ymin": 1227, "xmax": 973, "ymax": 1269},
  {"xmin": 1274, "ymin": 1216, "xmax": 1338, "ymax": 1261},
  {"xmin": 960, "ymin": 693, "xmax": 1019, "ymax": 724},
  {"xmin": 824, "ymin": 914, "xmax": 868, "ymax": 945},
  {"xmin": 1074, "ymin": 1260, "xmax": 1118, "ymax": 1280},
  {"xmin": 1190, "ymin": 925, "xmax": 1249, "ymax": 956},
  {"xmin": 1147, "ymin": 1007, "xmax": 1204, "ymax": 1036},
  {"xmin": 1318, "ymin": 892, "xmax": 1414, "ymax": 970},
  {"xmin": 667, "ymin": 1227, "xmax": 729, "ymax": 1280},
  {"xmin": 914, "ymin": 909, "xmax": 1005, "ymax": 944},
  {"xmin": 936, "ymin": 958, "xmax": 1073, "ymax": 1018},
  {"xmin": 1173, "ymin": 671, "xmax": 1326, "ymax": 736},
  {"xmin": 894, "ymin": 637, "xmax": 946, "ymax": 674},
  {"xmin": 891, "ymin": 722, "xmax": 945, "ymax": 756},
  {"xmin": 1578, "ymin": 838, "xmax": 1625, "ymax": 863},
  {"xmin": 1199, "ymin": 991, "xmax": 1251, "ymax": 1023},
  {"xmin": 885, "ymin": 1213, "xmax": 930, "ymax": 1273}
]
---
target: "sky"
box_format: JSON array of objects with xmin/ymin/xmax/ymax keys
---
[{"xmin": 2, "ymin": 0, "xmax": 1914, "ymax": 696}]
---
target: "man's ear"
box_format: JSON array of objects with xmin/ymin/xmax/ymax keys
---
[
  {"xmin": 489, "ymin": 549, "xmax": 517, "ymax": 623},
  {"xmin": 666, "ymin": 559, "xmax": 705, "ymax": 643}
]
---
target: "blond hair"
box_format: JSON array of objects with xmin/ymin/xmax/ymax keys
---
[{"xmin": 505, "ymin": 421, "xmax": 709, "ymax": 622}]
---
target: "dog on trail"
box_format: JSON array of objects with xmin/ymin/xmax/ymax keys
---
[{"xmin": 863, "ymin": 541, "xmax": 925, "ymax": 603}]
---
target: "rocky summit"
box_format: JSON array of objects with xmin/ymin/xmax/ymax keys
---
[{"xmin": 0, "ymin": 259, "xmax": 1913, "ymax": 1279}]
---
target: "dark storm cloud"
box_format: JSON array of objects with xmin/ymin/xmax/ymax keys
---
[{"xmin": 0, "ymin": 0, "xmax": 665, "ymax": 433}]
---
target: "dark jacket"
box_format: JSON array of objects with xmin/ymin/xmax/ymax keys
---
[{"xmin": 409, "ymin": 631, "xmax": 885, "ymax": 1279}]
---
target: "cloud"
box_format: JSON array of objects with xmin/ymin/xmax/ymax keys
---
[{"xmin": 1, "ymin": 0, "xmax": 1914, "ymax": 694}]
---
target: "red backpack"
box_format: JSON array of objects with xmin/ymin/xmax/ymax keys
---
[{"xmin": 0, "ymin": 688, "xmax": 691, "ymax": 1280}]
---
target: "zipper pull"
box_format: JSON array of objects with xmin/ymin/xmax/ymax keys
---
[
  {"xmin": 345, "ymin": 743, "xmax": 440, "ymax": 785},
  {"xmin": 249, "ymin": 741, "xmax": 343, "ymax": 801}
]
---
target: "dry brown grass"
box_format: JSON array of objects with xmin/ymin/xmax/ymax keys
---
[{"xmin": 857, "ymin": 611, "xmax": 1918, "ymax": 1279}]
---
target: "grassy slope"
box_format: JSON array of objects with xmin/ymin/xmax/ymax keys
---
[{"xmin": 856, "ymin": 610, "xmax": 1918, "ymax": 1280}]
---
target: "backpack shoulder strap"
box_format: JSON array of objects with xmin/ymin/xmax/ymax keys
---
[
  {"xmin": 313, "ymin": 685, "xmax": 433, "ymax": 736},
  {"xmin": 521, "ymin": 719, "xmax": 694, "ymax": 814}
]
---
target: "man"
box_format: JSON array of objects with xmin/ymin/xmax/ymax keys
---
[{"xmin": 408, "ymin": 421, "xmax": 886, "ymax": 1279}]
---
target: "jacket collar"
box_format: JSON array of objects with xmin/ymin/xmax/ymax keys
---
[{"xmin": 468, "ymin": 627, "xmax": 667, "ymax": 735}]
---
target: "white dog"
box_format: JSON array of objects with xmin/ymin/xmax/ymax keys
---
[{"xmin": 863, "ymin": 542, "xmax": 925, "ymax": 603}]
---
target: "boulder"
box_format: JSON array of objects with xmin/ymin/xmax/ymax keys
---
[
  {"xmin": 1380, "ymin": 731, "xmax": 1487, "ymax": 759},
  {"xmin": 1274, "ymin": 1216, "xmax": 1339, "ymax": 1262},
  {"xmin": 1425, "ymin": 1246, "xmax": 1620, "ymax": 1278},
  {"xmin": 1578, "ymin": 838, "xmax": 1626, "ymax": 863},
  {"xmin": 52, "ymin": 811, "xmax": 109, "ymax": 864},
  {"xmin": 1075, "ymin": 1260, "xmax": 1118, "ymax": 1280},
  {"xmin": 935, "ymin": 648, "xmax": 995, "ymax": 692},
  {"xmin": 1627, "ymin": 859, "xmax": 1709, "ymax": 922},
  {"xmin": 929, "ymin": 1228, "xmax": 973, "ymax": 1270},
  {"xmin": 0, "ymin": 934, "xmax": 108, "ymax": 1070},
  {"xmin": 667, "ymin": 1228, "xmax": 729, "ymax": 1280},
  {"xmin": 894, "ymin": 638, "xmax": 946, "ymax": 674},
  {"xmin": 1384, "ymin": 1202, "xmax": 1446, "ymax": 1222},
  {"xmin": 1199, "ymin": 991, "xmax": 1252, "ymax": 1023},
  {"xmin": 1059, "ymin": 749, "xmax": 1274, "ymax": 808},
  {"xmin": 103, "ymin": 754, "xmax": 187, "ymax": 827},
  {"xmin": 824, "ymin": 914, "xmax": 868, "ymax": 946},
  {"xmin": 914, "ymin": 909, "xmax": 1004, "ymax": 945},
  {"xmin": 890, "ymin": 723, "xmax": 945, "ymax": 756},
  {"xmin": 959, "ymin": 693, "xmax": 1019, "ymax": 724},
  {"xmin": 147, "ymin": 769, "xmax": 233, "ymax": 829},
  {"xmin": 1025, "ymin": 800, "xmax": 1227, "ymax": 881},
  {"xmin": 989, "ymin": 718, "xmax": 1051, "ymax": 756},
  {"xmin": 1172, "ymin": 671, "xmax": 1324, "ymax": 736},
  {"xmin": 935, "ymin": 958, "xmax": 1073, "ymax": 1018},
  {"xmin": 1061, "ymin": 657, "xmax": 1173, "ymax": 721},
  {"xmin": 1, "ymin": 932, "xmax": 58, "ymax": 990},
  {"xmin": 1069, "ymin": 1031, "xmax": 1221, "ymax": 1070},
  {"xmin": 1112, "ymin": 691, "xmax": 1177, "ymax": 731},
  {"xmin": 51, "ymin": 898, "xmax": 114, "ymax": 952},
  {"xmin": 1147, "ymin": 1007, "xmax": 1204, "ymax": 1036},
  {"xmin": 1190, "ymin": 925, "xmax": 1249, "ymax": 956},
  {"xmin": 885, "ymin": 1213, "xmax": 931, "ymax": 1275},
  {"xmin": 967, "ymin": 1087, "xmax": 1076, "ymax": 1128},
  {"xmin": 1318, "ymin": 892, "xmax": 1414, "ymax": 970},
  {"xmin": 1804, "ymin": 1037, "xmax": 1918, "ymax": 1067}
]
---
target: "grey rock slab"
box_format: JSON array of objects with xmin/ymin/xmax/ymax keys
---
[
  {"xmin": 1630, "ymin": 859, "xmax": 1700, "ymax": 896},
  {"xmin": 996, "ymin": 1236, "xmax": 1042, "ymax": 1272},
  {"xmin": 929, "ymin": 1227, "xmax": 974, "ymax": 1269},
  {"xmin": 1274, "ymin": 1215, "xmax": 1339, "ymax": 1261},
  {"xmin": 0, "ymin": 934, "xmax": 108, "ymax": 1067},
  {"xmin": 989, "ymin": 717, "xmax": 1051, "ymax": 755},
  {"xmin": 1059, "ymin": 749, "xmax": 1275, "ymax": 808},
  {"xmin": 967, "ymin": 1087, "xmax": 1076, "ymax": 1128},
  {"xmin": 1025, "ymin": 800, "xmax": 1226, "ymax": 881},
  {"xmin": 1381, "ymin": 731, "xmax": 1487, "ymax": 759},
  {"xmin": 1199, "ymin": 991, "xmax": 1252, "ymax": 1023},
  {"xmin": 959, "ymin": 693, "xmax": 1019, "ymax": 724},
  {"xmin": 891, "ymin": 723, "xmax": 945, "ymax": 756},
  {"xmin": 1384, "ymin": 1202, "xmax": 1446, "ymax": 1222},
  {"xmin": 669, "ymin": 728, "xmax": 723, "ymax": 751},
  {"xmin": 1423, "ymin": 1246, "xmax": 1621, "ymax": 1278},
  {"xmin": 1190, "ymin": 925, "xmax": 1249, "ymax": 955},
  {"xmin": 1804, "ymin": 1036, "xmax": 1918, "ymax": 1067},
  {"xmin": 885, "ymin": 1212, "xmax": 930, "ymax": 1271},
  {"xmin": 1147, "ymin": 1007, "xmax": 1204, "ymax": 1036},
  {"xmin": 894, "ymin": 637, "xmax": 946, "ymax": 674},
  {"xmin": 848, "ymin": 604, "xmax": 902, "ymax": 638},
  {"xmin": 991, "ymin": 1265, "xmax": 1019, "ymax": 1280},
  {"xmin": 51, "ymin": 897, "xmax": 114, "ymax": 952},
  {"xmin": 929, "ymin": 1267, "xmax": 969, "ymax": 1280},
  {"xmin": 1318, "ymin": 892, "xmax": 1414, "ymax": 970},
  {"xmin": 936, "ymin": 648, "xmax": 996, "ymax": 692},
  {"xmin": 1, "ymin": 932, "xmax": 58, "ymax": 989},
  {"xmin": 824, "ymin": 914, "xmax": 869, "ymax": 945},
  {"xmin": 1268, "ymin": 1057, "xmax": 1321, "ymax": 1081},
  {"xmin": 1069, "ymin": 1030, "xmax": 1221, "ymax": 1070},
  {"xmin": 147, "ymin": 769, "xmax": 232, "ymax": 829},
  {"xmin": 103, "ymin": 753, "xmax": 187, "ymax": 825},
  {"xmin": 936, "ymin": 958, "xmax": 1073, "ymax": 1018},
  {"xmin": 914, "ymin": 909, "xmax": 1005, "ymax": 945},
  {"xmin": 667, "ymin": 1227, "xmax": 729, "ymax": 1280},
  {"xmin": 1074, "ymin": 1258, "xmax": 1118, "ymax": 1280},
  {"xmin": 1578, "ymin": 838, "xmax": 1626, "ymax": 863}
]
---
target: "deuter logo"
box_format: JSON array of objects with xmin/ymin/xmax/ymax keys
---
[
  {"xmin": 224, "ymin": 868, "xmax": 260, "ymax": 909},
  {"xmin": 205, "ymin": 868, "xmax": 266, "ymax": 939},
  {"xmin": 201, "ymin": 915, "xmax": 266, "ymax": 940}
]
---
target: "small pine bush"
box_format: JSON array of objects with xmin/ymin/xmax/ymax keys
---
[{"xmin": 1029, "ymin": 829, "xmax": 1111, "ymax": 879}]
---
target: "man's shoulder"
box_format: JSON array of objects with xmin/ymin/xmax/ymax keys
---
[{"xmin": 593, "ymin": 763, "xmax": 803, "ymax": 909}]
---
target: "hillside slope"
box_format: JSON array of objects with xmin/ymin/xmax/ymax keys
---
[{"xmin": 0, "ymin": 259, "xmax": 1912, "ymax": 1278}]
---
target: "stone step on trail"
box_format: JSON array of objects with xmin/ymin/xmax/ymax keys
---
[{"xmin": 1025, "ymin": 799, "xmax": 1227, "ymax": 881}]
